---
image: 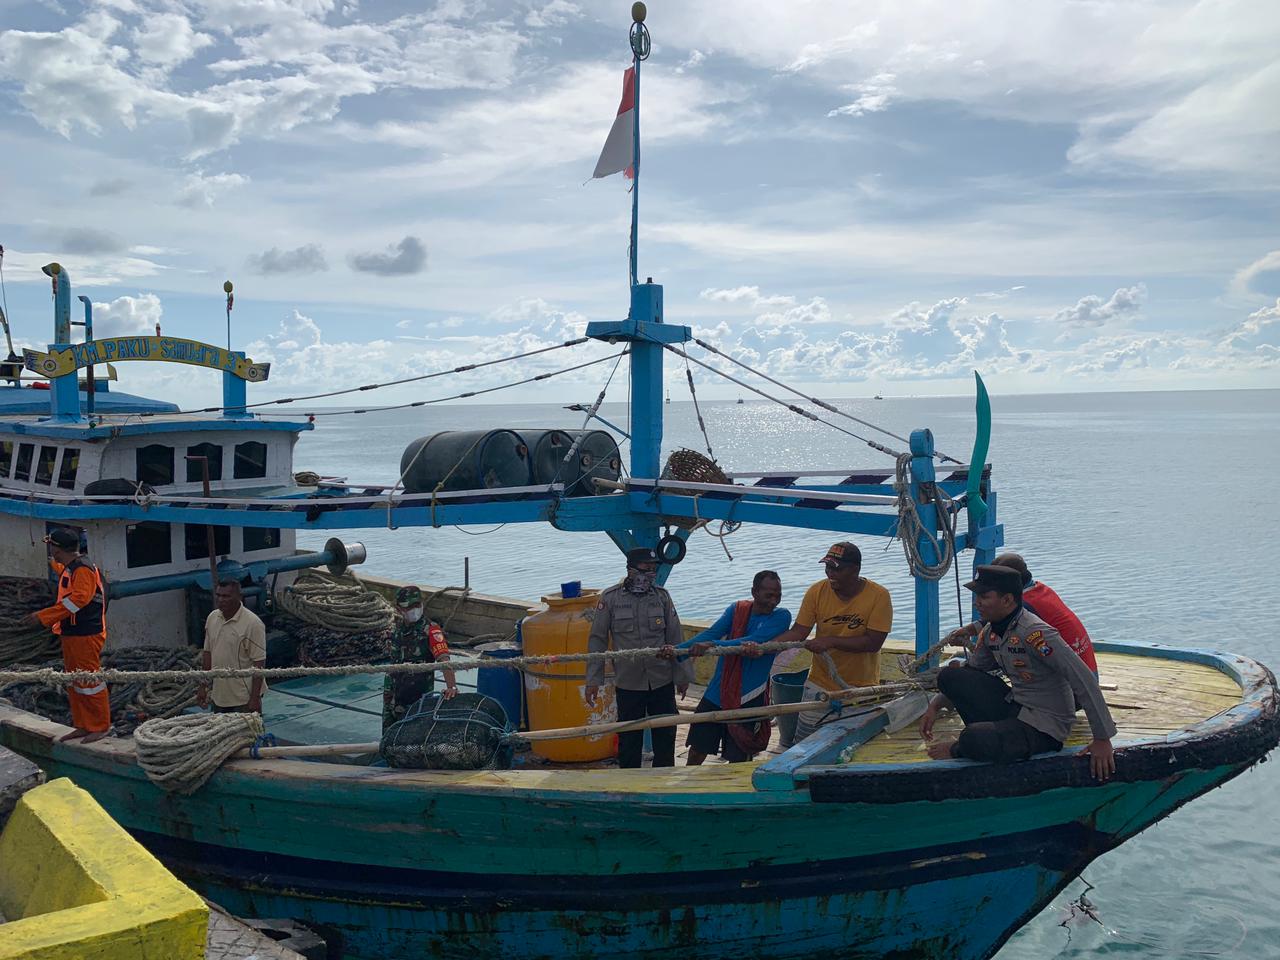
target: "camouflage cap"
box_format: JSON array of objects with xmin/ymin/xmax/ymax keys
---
[{"xmin": 394, "ymin": 585, "xmax": 423, "ymax": 607}]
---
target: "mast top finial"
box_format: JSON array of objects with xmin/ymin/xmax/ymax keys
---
[
  {"xmin": 223, "ymin": 280, "xmax": 234, "ymax": 294},
  {"xmin": 632, "ymin": 2, "xmax": 646, "ymax": 23}
]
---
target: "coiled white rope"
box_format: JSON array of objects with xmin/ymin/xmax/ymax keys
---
[
  {"xmin": 891, "ymin": 452, "xmax": 957, "ymax": 581},
  {"xmin": 134, "ymin": 712, "xmax": 264, "ymax": 794}
]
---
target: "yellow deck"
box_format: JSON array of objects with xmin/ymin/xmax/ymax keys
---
[{"xmin": 846, "ymin": 648, "xmax": 1241, "ymax": 765}]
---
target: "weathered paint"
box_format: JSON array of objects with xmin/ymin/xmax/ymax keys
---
[
  {"xmin": 0, "ymin": 777, "xmax": 208, "ymax": 960},
  {"xmin": 0, "ymin": 701, "xmax": 1262, "ymax": 960}
]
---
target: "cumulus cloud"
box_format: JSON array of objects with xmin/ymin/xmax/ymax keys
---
[
  {"xmin": 91, "ymin": 293, "xmax": 162, "ymax": 336},
  {"xmin": 349, "ymin": 236, "xmax": 427, "ymax": 276},
  {"xmin": 525, "ymin": 1, "xmax": 580, "ymax": 28},
  {"xmin": 700, "ymin": 286, "xmax": 796, "ymax": 308},
  {"xmin": 132, "ymin": 13, "xmax": 212, "ymax": 69},
  {"xmin": 1052, "ymin": 284, "xmax": 1146, "ymax": 337},
  {"xmin": 1218, "ymin": 298, "xmax": 1280, "ymax": 358},
  {"xmin": 247, "ymin": 244, "xmax": 329, "ymax": 275},
  {"xmin": 178, "ymin": 170, "xmax": 248, "ymax": 207}
]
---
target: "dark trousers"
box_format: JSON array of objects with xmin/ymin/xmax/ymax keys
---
[
  {"xmin": 615, "ymin": 683, "xmax": 677, "ymax": 769},
  {"xmin": 937, "ymin": 665, "xmax": 1062, "ymax": 763}
]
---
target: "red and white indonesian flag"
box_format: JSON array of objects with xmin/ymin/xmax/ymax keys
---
[{"xmin": 592, "ymin": 67, "xmax": 636, "ymax": 180}]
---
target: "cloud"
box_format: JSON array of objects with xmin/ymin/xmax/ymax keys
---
[
  {"xmin": 246, "ymin": 244, "xmax": 329, "ymax": 275},
  {"xmin": 828, "ymin": 72, "xmax": 898, "ymax": 118},
  {"xmin": 1218, "ymin": 298, "xmax": 1280, "ymax": 357},
  {"xmin": 91, "ymin": 293, "xmax": 162, "ymax": 336},
  {"xmin": 1231, "ymin": 250, "xmax": 1280, "ymax": 297},
  {"xmin": 178, "ymin": 170, "xmax": 249, "ymax": 207},
  {"xmin": 676, "ymin": 50, "xmax": 706, "ymax": 74},
  {"xmin": 1051, "ymin": 284, "xmax": 1146, "ymax": 336},
  {"xmin": 348, "ymin": 236, "xmax": 427, "ymax": 276},
  {"xmin": 132, "ymin": 13, "xmax": 212, "ymax": 69},
  {"xmin": 699, "ymin": 286, "xmax": 796, "ymax": 308},
  {"xmin": 58, "ymin": 228, "xmax": 127, "ymax": 255},
  {"xmin": 525, "ymin": 1, "xmax": 580, "ymax": 28},
  {"xmin": 88, "ymin": 177, "xmax": 132, "ymax": 197},
  {"xmin": 254, "ymin": 309, "xmax": 324, "ymax": 352}
]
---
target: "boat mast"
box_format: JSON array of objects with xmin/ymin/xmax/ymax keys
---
[{"xmin": 586, "ymin": 4, "xmax": 691, "ymax": 561}]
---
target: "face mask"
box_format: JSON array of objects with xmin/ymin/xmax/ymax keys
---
[
  {"xmin": 626, "ymin": 571, "xmax": 654, "ymax": 594},
  {"xmin": 403, "ymin": 608, "xmax": 423, "ymax": 623}
]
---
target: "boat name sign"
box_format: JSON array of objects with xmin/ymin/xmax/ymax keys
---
[{"xmin": 24, "ymin": 337, "xmax": 271, "ymax": 382}]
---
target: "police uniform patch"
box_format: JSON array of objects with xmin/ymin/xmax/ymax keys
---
[
  {"xmin": 596, "ymin": 600, "xmax": 605, "ymax": 610},
  {"xmin": 654, "ymin": 617, "xmax": 665, "ymax": 628},
  {"xmin": 1019, "ymin": 670, "xmax": 1034, "ymax": 682},
  {"xmin": 1012, "ymin": 658, "xmax": 1027, "ymax": 667}
]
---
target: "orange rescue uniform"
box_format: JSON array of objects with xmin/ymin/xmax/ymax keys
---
[{"xmin": 36, "ymin": 559, "xmax": 111, "ymax": 732}]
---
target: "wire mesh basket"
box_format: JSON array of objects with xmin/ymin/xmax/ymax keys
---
[
  {"xmin": 380, "ymin": 691, "xmax": 514, "ymax": 770},
  {"xmin": 658, "ymin": 448, "xmax": 730, "ymax": 530}
]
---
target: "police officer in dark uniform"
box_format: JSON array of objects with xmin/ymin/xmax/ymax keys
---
[
  {"xmin": 921, "ymin": 565, "xmax": 1117, "ymax": 781},
  {"xmin": 585, "ymin": 547, "xmax": 690, "ymax": 768}
]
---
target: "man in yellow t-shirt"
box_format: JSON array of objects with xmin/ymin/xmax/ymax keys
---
[{"xmin": 771, "ymin": 541, "xmax": 893, "ymax": 741}]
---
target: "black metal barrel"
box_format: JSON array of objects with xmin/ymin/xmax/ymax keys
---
[
  {"xmin": 522, "ymin": 428, "xmax": 621, "ymax": 496},
  {"xmin": 399, "ymin": 430, "xmax": 531, "ymax": 494}
]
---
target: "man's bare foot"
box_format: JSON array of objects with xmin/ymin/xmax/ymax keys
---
[
  {"xmin": 925, "ymin": 738, "xmax": 957, "ymax": 760},
  {"xmin": 58, "ymin": 728, "xmax": 89, "ymax": 742},
  {"xmin": 81, "ymin": 730, "xmax": 110, "ymax": 744}
]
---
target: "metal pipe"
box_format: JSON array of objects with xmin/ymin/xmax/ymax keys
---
[
  {"xmin": 76, "ymin": 295, "xmax": 95, "ymax": 416},
  {"xmin": 107, "ymin": 537, "xmax": 367, "ymax": 600}
]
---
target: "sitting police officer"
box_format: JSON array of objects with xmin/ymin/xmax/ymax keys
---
[
  {"xmin": 585, "ymin": 547, "xmax": 690, "ymax": 768},
  {"xmin": 921, "ymin": 564, "xmax": 1117, "ymax": 781}
]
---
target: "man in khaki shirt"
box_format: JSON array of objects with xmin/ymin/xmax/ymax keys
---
[{"xmin": 198, "ymin": 579, "xmax": 267, "ymax": 713}]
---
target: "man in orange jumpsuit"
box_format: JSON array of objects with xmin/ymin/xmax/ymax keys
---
[{"xmin": 28, "ymin": 527, "xmax": 111, "ymax": 742}]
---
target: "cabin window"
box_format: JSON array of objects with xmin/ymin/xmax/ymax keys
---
[
  {"xmin": 35, "ymin": 446, "xmax": 58, "ymax": 485},
  {"xmin": 136, "ymin": 444, "xmax": 174, "ymax": 486},
  {"xmin": 57, "ymin": 448, "xmax": 80, "ymax": 490},
  {"xmin": 185, "ymin": 442, "xmax": 223, "ymax": 482},
  {"xmin": 126, "ymin": 521, "xmax": 172, "ymax": 568},
  {"xmin": 0, "ymin": 440, "xmax": 12, "ymax": 477},
  {"xmin": 233, "ymin": 441, "xmax": 267, "ymax": 480},
  {"xmin": 184, "ymin": 524, "xmax": 230, "ymax": 560},
  {"xmin": 13, "ymin": 443, "xmax": 34, "ymax": 482},
  {"xmin": 242, "ymin": 526, "xmax": 281, "ymax": 552}
]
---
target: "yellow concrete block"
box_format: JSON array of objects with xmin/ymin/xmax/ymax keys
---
[{"xmin": 0, "ymin": 778, "xmax": 208, "ymax": 960}]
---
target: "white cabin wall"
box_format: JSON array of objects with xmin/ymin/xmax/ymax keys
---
[
  {"xmin": 0, "ymin": 515, "xmax": 55, "ymax": 578},
  {"xmin": 106, "ymin": 590, "xmax": 189, "ymax": 649}
]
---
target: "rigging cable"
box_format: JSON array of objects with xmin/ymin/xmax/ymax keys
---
[
  {"xmin": 691, "ymin": 337, "xmax": 961, "ymax": 464},
  {"xmin": 148, "ymin": 337, "xmax": 591, "ymax": 417},
  {"xmin": 253, "ymin": 351, "xmax": 626, "ymax": 419},
  {"xmin": 660, "ymin": 343, "xmax": 903, "ymax": 458}
]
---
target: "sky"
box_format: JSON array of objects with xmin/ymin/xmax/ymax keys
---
[{"xmin": 0, "ymin": 0, "xmax": 1277, "ymax": 410}]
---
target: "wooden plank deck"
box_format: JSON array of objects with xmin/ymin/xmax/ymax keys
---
[{"xmin": 260, "ymin": 643, "xmax": 1243, "ymax": 771}]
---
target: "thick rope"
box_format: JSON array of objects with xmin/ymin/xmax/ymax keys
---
[
  {"xmin": 0, "ymin": 577, "xmax": 59, "ymax": 665},
  {"xmin": 0, "ymin": 639, "xmax": 819, "ymax": 686},
  {"xmin": 891, "ymin": 452, "xmax": 957, "ymax": 581},
  {"xmin": 134, "ymin": 712, "xmax": 264, "ymax": 794},
  {"xmin": 279, "ymin": 571, "xmax": 394, "ymax": 635}
]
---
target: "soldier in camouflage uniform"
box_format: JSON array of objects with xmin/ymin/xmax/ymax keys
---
[{"xmin": 382, "ymin": 585, "xmax": 458, "ymax": 731}]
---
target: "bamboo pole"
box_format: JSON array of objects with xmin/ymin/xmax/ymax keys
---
[{"xmin": 234, "ymin": 696, "xmax": 900, "ymax": 761}]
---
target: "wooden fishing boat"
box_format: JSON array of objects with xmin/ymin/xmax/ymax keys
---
[
  {"xmin": 0, "ymin": 10, "xmax": 1276, "ymax": 959},
  {"xmin": 0, "ymin": 636, "xmax": 1273, "ymax": 960}
]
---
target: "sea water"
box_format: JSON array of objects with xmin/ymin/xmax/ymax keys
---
[{"xmin": 293, "ymin": 387, "xmax": 1280, "ymax": 958}]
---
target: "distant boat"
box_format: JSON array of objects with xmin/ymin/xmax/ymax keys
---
[
  {"xmin": 665, "ymin": 390, "xmax": 670, "ymax": 404},
  {"xmin": 736, "ymin": 397, "xmax": 744, "ymax": 404},
  {"xmin": 873, "ymin": 393, "xmax": 884, "ymax": 400}
]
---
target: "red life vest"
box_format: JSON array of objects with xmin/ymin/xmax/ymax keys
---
[{"xmin": 719, "ymin": 599, "xmax": 772, "ymax": 756}]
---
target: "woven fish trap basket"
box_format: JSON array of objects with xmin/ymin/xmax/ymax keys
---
[{"xmin": 659, "ymin": 449, "xmax": 730, "ymax": 530}]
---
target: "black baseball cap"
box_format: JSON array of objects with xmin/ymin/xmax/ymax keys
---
[
  {"xmin": 625, "ymin": 547, "xmax": 658, "ymax": 567},
  {"xmin": 964, "ymin": 564, "xmax": 1023, "ymax": 597},
  {"xmin": 44, "ymin": 528, "xmax": 80, "ymax": 550},
  {"xmin": 820, "ymin": 541, "xmax": 861, "ymax": 566}
]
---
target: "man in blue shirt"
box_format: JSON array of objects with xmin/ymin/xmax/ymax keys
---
[{"xmin": 679, "ymin": 571, "xmax": 791, "ymax": 764}]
